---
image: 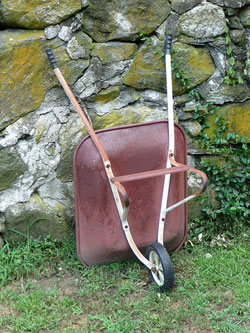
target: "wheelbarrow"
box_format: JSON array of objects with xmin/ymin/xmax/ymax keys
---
[{"xmin": 46, "ymin": 34, "xmax": 207, "ymax": 292}]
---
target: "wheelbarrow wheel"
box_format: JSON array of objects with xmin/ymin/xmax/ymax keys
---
[{"xmin": 146, "ymin": 242, "xmax": 174, "ymax": 292}]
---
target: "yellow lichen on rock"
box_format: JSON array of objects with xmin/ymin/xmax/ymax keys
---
[
  {"xmin": 204, "ymin": 100, "xmax": 250, "ymax": 143},
  {"xmin": 92, "ymin": 42, "xmax": 138, "ymax": 64},
  {"xmin": 35, "ymin": 123, "xmax": 46, "ymax": 144},
  {"xmin": 0, "ymin": 30, "xmax": 87, "ymax": 130},
  {"xmin": 122, "ymin": 41, "xmax": 215, "ymax": 95},
  {"xmin": 0, "ymin": 30, "xmax": 47, "ymax": 129},
  {"xmin": 93, "ymin": 105, "xmax": 162, "ymax": 130},
  {"xmin": 0, "ymin": 0, "xmax": 83, "ymax": 29},
  {"xmin": 90, "ymin": 86, "xmax": 121, "ymax": 104}
]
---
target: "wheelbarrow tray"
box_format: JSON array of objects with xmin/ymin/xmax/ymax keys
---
[{"xmin": 74, "ymin": 120, "xmax": 187, "ymax": 266}]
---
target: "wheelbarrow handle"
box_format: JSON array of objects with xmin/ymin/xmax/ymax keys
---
[
  {"xmin": 111, "ymin": 164, "xmax": 190, "ymax": 183},
  {"xmin": 46, "ymin": 48, "xmax": 58, "ymax": 70},
  {"xmin": 45, "ymin": 48, "xmax": 109, "ymax": 163},
  {"xmin": 165, "ymin": 33, "xmax": 172, "ymax": 55}
]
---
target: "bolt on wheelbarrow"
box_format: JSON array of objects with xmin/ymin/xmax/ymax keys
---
[{"xmin": 46, "ymin": 34, "xmax": 208, "ymax": 292}]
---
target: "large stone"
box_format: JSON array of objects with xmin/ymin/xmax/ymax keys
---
[
  {"xmin": 199, "ymin": 74, "xmax": 250, "ymax": 105},
  {"xmin": 0, "ymin": 30, "xmax": 46, "ymax": 130},
  {"xmin": 44, "ymin": 25, "xmax": 60, "ymax": 40},
  {"xmin": 208, "ymin": 50, "xmax": 226, "ymax": 75},
  {"xmin": 0, "ymin": 148, "xmax": 27, "ymax": 191},
  {"xmin": 38, "ymin": 177, "xmax": 74, "ymax": 210},
  {"xmin": 156, "ymin": 13, "xmax": 181, "ymax": 39},
  {"xmin": 208, "ymin": 0, "xmax": 250, "ymax": 8},
  {"xmin": 122, "ymin": 39, "xmax": 166, "ymax": 92},
  {"xmin": 66, "ymin": 31, "xmax": 93, "ymax": 60},
  {"xmin": 87, "ymin": 86, "xmax": 139, "ymax": 116},
  {"xmin": 90, "ymin": 86, "xmax": 121, "ymax": 104},
  {"xmin": 93, "ymin": 105, "xmax": 168, "ymax": 130},
  {"xmin": 229, "ymin": 29, "xmax": 246, "ymax": 46},
  {"xmin": 172, "ymin": 43, "xmax": 216, "ymax": 94},
  {"xmin": 82, "ymin": 0, "xmax": 171, "ymax": 42},
  {"xmin": 73, "ymin": 57, "xmax": 131, "ymax": 100},
  {"xmin": 228, "ymin": 16, "xmax": 244, "ymax": 29},
  {"xmin": 0, "ymin": 0, "xmax": 83, "ymax": 29},
  {"xmin": 171, "ymin": 0, "xmax": 202, "ymax": 14},
  {"xmin": 179, "ymin": 3, "xmax": 226, "ymax": 38},
  {"xmin": 58, "ymin": 26, "xmax": 72, "ymax": 42},
  {"xmin": 239, "ymin": 7, "xmax": 250, "ymax": 27},
  {"xmin": 0, "ymin": 30, "xmax": 89, "ymax": 131},
  {"xmin": 5, "ymin": 194, "xmax": 73, "ymax": 243},
  {"xmin": 182, "ymin": 121, "xmax": 202, "ymax": 137},
  {"xmin": 225, "ymin": 8, "xmax": 240, "ymax": 17},
  {"xmin": 138, "ymin": 90, "xmax": 168, "ymax": 111},
  {"xmin": 122, "ymin": 40, "xmax": 215, "ymax": 94},
  {"xmin": 204, "ymin": 100, "xmax": 250, "ymax": 143},
  {"xmin": 92, "ymin": 42, "xmax": 138, "ymax": 64}
]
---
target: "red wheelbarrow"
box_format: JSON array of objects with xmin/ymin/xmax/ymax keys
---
[{"xmin": 46, "ymin": 34, "xmax": 207, "ymax": 292}]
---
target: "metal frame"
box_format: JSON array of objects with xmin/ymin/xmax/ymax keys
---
[{"xmin": 157, "ymin": 40, "xmax": 208, "ymax": 245}]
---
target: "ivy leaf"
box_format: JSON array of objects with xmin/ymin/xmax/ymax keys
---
[
  {"xmin": 224, "ymin": 76, "xmax": 231, "ymax": 85},
  {"xmin": 229, "ymin": 57, "xmax": 235, "ymax": 66},
  {"xmin": 240, "ymin": 136, "xmax": 246, "ymax": 143},
  {"xmin": 228, "ymin": 67, "xmax": 235, "ymax": 78},
  {"xmin": 226, "ymin": 36, "xmax": 231, "ymax": 45},
  {"xmin": 238, "ymin": 76, "xmax": 244, "ymax": 84},
  {"xmin": 233, "ymin": 156, "xmax": 238, "ymax": 163},
  {"xmin": 227, "ymin": 46, "xmax": 232, "ymax": 55}
]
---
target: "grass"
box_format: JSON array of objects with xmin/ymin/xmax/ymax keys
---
[{"xmin": 0, "ymin": 231, "xmax": 249, "ymax": 332}]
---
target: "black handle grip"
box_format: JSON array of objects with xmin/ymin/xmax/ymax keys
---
[
  {"xmin": 165, "ymin": 34, "xmax": 172, "ymax": 55},
  {"xmin": 46, "ymin": 48, "xmax": 58, "ymax": 69}
]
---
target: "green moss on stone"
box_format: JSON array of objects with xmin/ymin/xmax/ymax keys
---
[
  {"xmin": 92, "ymin": 42, "xmax": 138, "ymax": 64},
  {"xmin": 82, "ymin": 0, "xmax": 171, "ymax": 42},
  {"xmin": 53, "ymin": 202, "xmax": 69, "ymax": 235},
  {"xmin": 5, "ymin": 194, "xmax": 72, "ymax": 243},
  {"xmin": 93, "ymin": 106, "xmax": 156, "ymax": 130},
  {"xmin": 90, "ymin": 86, "xmax": 120, "ymax": 103},
  {"xmin": 204, "ymin": 99, "xmax": 250, "ymax": 143},
  {"xmin": 0, "ymin": 30, "xmax": 89, "ymax": 131},
  {"xmin": 0, "ymin": 0, "xmax": 83, "ymax": 29},
  {"xmin": 172, "ymin": 42, "xmax": 216, "ymax": 94},
  {"xmin": 48, "ymin": 145, "xmax": 56, "ymax": 156},
  {"xmin": 67, "ymin": 31, "xmax": 93, "ymax": 60},
  {"xmin": 0, "ymin": 148, "xmax": 27, "ymax": 191},
  {"xmin": 122, "ymin": 41, "xmax": 215, "ymax": 95},
  {"xmin": 35, "ymin": 123, "xmax": 46, "ymax": 144},
  {"xmin": 122, "ymin": 41, "xmax": 166, "ymax": 92}
]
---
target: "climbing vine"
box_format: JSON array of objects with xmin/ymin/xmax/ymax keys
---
[
  {"xmin": 223, "ymin": 20, "xmax": 249, "ymax": 85},
  {"xmin": 196, "ymin": 104, "xmax": 250, "ymax": 231},
  {"xmin": 171, "ymin": 53, "xmax": 250, "ymax": 237},
  {"xmin": 181, "ymin": 82, "xmax": 250, "ymax": 237},
  {"xmin": 139, "ymin": 32, "xmax": 250, "ymax": 237}
]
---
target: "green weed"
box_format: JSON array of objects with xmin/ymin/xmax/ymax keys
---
[{"xmin": 0, "ymin": 235, "xmax": 249, "ymax": 332}]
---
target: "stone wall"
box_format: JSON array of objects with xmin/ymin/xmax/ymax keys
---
[{"xmin": 0, "ymin": 0, "xmax": 249, "ymax": 244}]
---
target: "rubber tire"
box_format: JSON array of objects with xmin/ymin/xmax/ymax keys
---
[{"xmin": 145, "ymin": 242, "xmax": 174, "ymax": 292}]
